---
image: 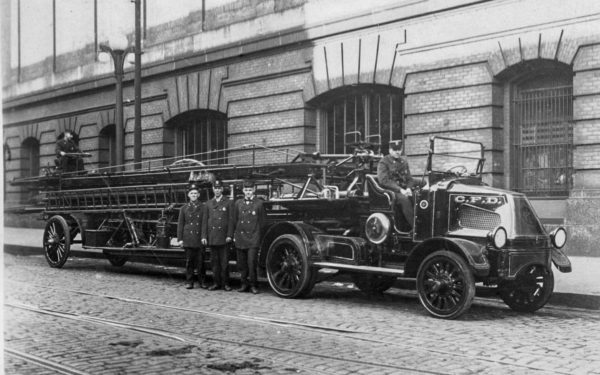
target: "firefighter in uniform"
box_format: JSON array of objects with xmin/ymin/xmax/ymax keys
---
[
  {"xmin": 55, "ymin": 131, "xmax": 84, "ymax": 173},
  {"xmin": 177, "ymin": 184, "xmax": 207, "ymax": 289},
  {"xmin": 377, "ymin": 140, "xmax": 420, "ymax": 231},
  {"xmin": 202, "ymin": 179, "xmax": 234, "ymax": 291},
  {"xmin": 233, "ymin": 180, "xmax": 265, "ymax": 294}
]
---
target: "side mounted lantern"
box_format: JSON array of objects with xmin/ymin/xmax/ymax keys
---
[{"xmin": 365, "ymin": 213, "xmax": 391, "ymax": 244}]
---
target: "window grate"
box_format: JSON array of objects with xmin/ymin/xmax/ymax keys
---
[{"xmin": 512, "ymin": 85, "xmax": 573, "ymax": 197}]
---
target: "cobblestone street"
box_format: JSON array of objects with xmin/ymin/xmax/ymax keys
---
[{"xmin": 4, "ymin": 253, "xmax": 600, "ymax": 374}]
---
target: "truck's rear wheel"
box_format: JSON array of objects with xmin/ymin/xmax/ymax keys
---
[
  {"xmin": 498, "ymin": 265, "xmax": 554, "ymax": 312},
  {"xmin": 43, "ymin": 216, "xmax": 71, "ymax": 268},
  {"xmin": 416, "ymin": 250, "xmax": 475, "ymax": 319},
  {"xmin": 266, "ymin": 234, "xmax": 314, "ymax": 298}
]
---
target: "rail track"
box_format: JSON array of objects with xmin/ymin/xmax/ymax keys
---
[{"xmin": 5, "ymin": 280, "xmax": 585, "ymax": 375}]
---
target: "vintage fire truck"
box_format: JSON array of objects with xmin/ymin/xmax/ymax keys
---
[{"xmin": 11, "ymin": 136, "xmax": 571, "ymax": 319}]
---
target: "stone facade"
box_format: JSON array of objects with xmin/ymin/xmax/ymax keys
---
[{"xmin": 3, "ymin": 0, "xmax": 600, "ymax": 255}]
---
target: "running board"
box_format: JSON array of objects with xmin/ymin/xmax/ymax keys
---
[{"xmin": 312, "ymin": 262, "xmax": 405, "ymax": 276}]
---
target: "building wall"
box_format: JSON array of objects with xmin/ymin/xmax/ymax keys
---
[{"xmin": 3, "ymin": 0, "xmax": 600, "ymax": 255}]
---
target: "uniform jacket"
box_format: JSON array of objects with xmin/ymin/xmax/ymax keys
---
[
  {"xmin": 177, "ymin": 201, "xmax": 204, "ymax": 248},
  {"xmin": 202, "ymin": 196, "xmax": 233, "ymax": 246},
  {"xmin": 55, "ymin": 139, "xmax": 80, "ymax": 157},
  {"xmin": 233, "ymin": 196, "xmax": 265, "ymax": 249},
  {"xmin": 377, "ymin": 154, "xmax": 417, "ymax": 193}
]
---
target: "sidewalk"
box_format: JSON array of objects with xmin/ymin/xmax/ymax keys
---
[{"xmin": 3, "ymin": 226, "xmax": 599, "ymax": 310}]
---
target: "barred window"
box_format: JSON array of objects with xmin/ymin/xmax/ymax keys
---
[
  {"xmin": 318, "ymin": 86, "xmax": 403, "ymax": 154},
  {"xmin": 511, "ymin": 72, "xmax": 573, "ymax": 197},
  {"xmin": 170, "ymin": 110, "xmax": 227, "ymax": 165}
]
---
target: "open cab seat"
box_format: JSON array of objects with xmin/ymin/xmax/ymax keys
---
[{"xmin": 364, "ymin": 174, "xmax": 413, "ymax": 236}]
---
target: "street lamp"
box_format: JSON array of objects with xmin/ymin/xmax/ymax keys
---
[{"xmin": 99, "ymin": 37, "xmax": 133, "ymax": 172}]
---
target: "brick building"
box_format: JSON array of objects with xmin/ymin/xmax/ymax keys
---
[{"xmin": 2, "ymin": 0, "xmax": 600, "ymax": 256}]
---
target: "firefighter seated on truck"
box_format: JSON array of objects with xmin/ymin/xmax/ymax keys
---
[
  {"xmin": 55, "ymin": 131, "xmax": 85, "ymax": 173},
  {"xmin": 377, "ymin": 140, "xmax": 421, "ymax": 232}
]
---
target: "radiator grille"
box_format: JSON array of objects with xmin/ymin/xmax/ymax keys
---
[{"xmin": 458, "ymin": 204, "xmax": 501, "ymax": 230}]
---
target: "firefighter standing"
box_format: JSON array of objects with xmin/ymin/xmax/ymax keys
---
[
  {"xmin": 233, "ymin": 180, "xmax": 265, "ymax": 294},
  {"xmin": 177, "ymin": 184, "xmax": 207, "ymax": 289},
  {"xmin": 202, "ymin": 179, "xmax": 234, "ymax": 291}
]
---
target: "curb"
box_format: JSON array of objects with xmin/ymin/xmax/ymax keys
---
[{"xmin": 5, "ymin": 244, "xmax": 599, "ymax": 311}]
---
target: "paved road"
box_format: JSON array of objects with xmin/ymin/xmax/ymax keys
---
[{"xmin": 4, "ymin": 253, "xmax": 600, "ymax": 374}]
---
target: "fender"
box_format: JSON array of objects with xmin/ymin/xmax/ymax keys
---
[
  {"xmin": 552, "ymin": 248, "xmax": 572, "ymax": 273},
  {"xmin": 404, "ymin": 237, "xmax": 490, "ymax": 278},
  {"xmin": 259, "ymin": 221, "xmax": 323, "ymax": 267}
]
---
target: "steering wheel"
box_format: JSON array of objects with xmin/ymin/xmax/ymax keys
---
[{"xmin": 447, "ymin": 165, "xmax": 468, "ymax": 176}]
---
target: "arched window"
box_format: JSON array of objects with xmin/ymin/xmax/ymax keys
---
[
  {"xmin": 168, "ymin": 110, "xmax": 227, "ymax": 165},
  {"xmin": 21, "ymin": 137, "xmax": 40, "ymax": 177},
  {"xmin": 509, "ymin": 62, "xmax": 573, "ymax": 197},
  {"xmin": 315, "ymin": 85, "xmax": 403, "ymax": 154},
  {"xmin": 99, "ymin": 124, "xmax": 116, "ymax": 171}
]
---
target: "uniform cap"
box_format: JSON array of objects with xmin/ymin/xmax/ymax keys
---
[
  {"xmin": 188, "ymin": 184, "xmax": 199, "ymax": 192},
  {"xmin": 389, "ymin": 140, "xmax": 403, "ymax": 151},
  {"xmin": 212, "ymin": 179, "xmax": 223, "ymax": 188},
  {"xmin": 242, "ymin": 180, "xmax": 254, "ymax": 188}
]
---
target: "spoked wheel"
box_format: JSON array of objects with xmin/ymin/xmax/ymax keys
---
[
  {"xmin": 266, "ymin": 234, "xmax": 315, "ymax": 298},
  {"xmin": 416, "ymin": 250, "xmax": 475, "ymax": 319},
  {"xmin": 43, "ymin": 216, "xmax": 71, "ymax": 268},
  {"xmin": 352, "ymin": 274, "xmax": 395, "ymax": 294},
  {"xmin": 105, "ymin": 253, "xmax": 128, "ymax": 267},
  {"xmin": 498, "ymin": 265, "xmax": 554, "ymax": 312}
]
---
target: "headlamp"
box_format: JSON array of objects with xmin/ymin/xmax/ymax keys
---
[
  {"xmin": 550, "ymin": 227, "xmax": 567, "ymax": 249},
  {"xmin": 488, "ymin": 226, "xmax": 507, "ymax": 249}
]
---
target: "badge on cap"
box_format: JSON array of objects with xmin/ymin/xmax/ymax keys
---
[{"xmin": 389, "ymin": 140, "xmax": 403, "ymax": 151}]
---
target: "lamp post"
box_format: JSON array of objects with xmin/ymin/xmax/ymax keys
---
[
  {"xmin": 133, "ymin": 0, "xmax": 142, "ymax": 170},
  {"xmin": 99, "ymin": 41, "xmax": 133, "ymax": 172}
]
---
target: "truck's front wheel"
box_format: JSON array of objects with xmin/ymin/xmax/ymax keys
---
[
  {"xmin": 416, "ymin": 250, "xmax": 475, "ymax": 319},
  {"xmin": 266, "ymin": 234, "xmax": 314, "ymax": 298},
  {"xmin": 498, "ymin": 265, "xmax": 554, "ymax": 312}
]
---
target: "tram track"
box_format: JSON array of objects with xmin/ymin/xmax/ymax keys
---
[
  {"xmin": 5, "ymin": 347, "xmax": 90, "ymax": 375},
  {"xmin": 5, "ymin": 302, "xmax": 443, "ymax": 375},
  {"xmin": 5, "ymin": 280, "xmax": 581, "ymax": 375}
]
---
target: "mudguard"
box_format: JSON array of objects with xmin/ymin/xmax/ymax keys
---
[
  {"xmin": 552, "ymin": 248, "xmax": 572, "ymax": 273},
  {"xmin": 260, "ymin": 221, "xmax": 322, "ymax": 265},
  {"xmin": 405, "ymin": 237, "xmax": 490, "ymax": 277}
]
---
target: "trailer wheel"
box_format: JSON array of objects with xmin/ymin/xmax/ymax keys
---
[
  {"xmin": 416, "ymin": 250, "xmax": 475, "ymax": 319},
  {"xmin": 105, "ymin": 253, "xmax": 128, "ymax": 267},
  {"xmin": 498, "ymin": 265, "xmax": 554, "ymax": 312},
  {"xmin": 43, "ymin": 216, "xmax": 71, "ymax": 268},
  {"xmin": 266, "ymin": 234, "xmax": 314, "ymax": 298},
  {"xmin": 352, "ymin": 274, "xmax": 395, "ymax": 294}
]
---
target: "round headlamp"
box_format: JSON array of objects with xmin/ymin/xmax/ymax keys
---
[
  {"xmin": 365, "ymin": 213, "xmax": 391, "ymax": 244},
  {"xmin": 550, "ymin": 227, "xmax": 567, "ymax": 249},
  {"xmin": 488, "ymin": 226, "xmax": 507, "ymax": 249}
]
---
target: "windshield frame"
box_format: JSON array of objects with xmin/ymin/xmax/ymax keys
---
[{"xmin": 427, "ymin": 136, "xmax": 485, "ymax": 177}]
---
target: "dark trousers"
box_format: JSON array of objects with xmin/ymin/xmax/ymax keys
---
[
  {"xmin": 184, "ymin": 247, "xmax": 206, "ymax": 284},
  {"xmin": 209, "ymin": 245, "xmax": 229, "ymax": 287},
  {"xmin": 58, "ymin": 156, "xmax": 84, "ymax": 173},
  {"xmin": 393, "ymin": 192, "xmax": 414, "ymax": 230},
  {"xmin": 236, "ymin": 247, "xmax": 258, "ymax": 287}
]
